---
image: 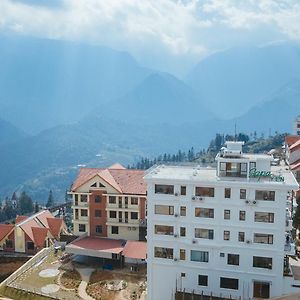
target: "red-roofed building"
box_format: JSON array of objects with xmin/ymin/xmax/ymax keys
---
[
  {"xmin": 0, "ymin": 210, "xmax": 68, "ymax": 254},
  {"xmin": 285, "ymin": 135, "xmax": 300, "ymax": 188},
  {"xmin": 69, "ymin": 163, "xmax": 147, "ymax": 241}
]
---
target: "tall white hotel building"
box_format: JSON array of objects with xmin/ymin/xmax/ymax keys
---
[{"xmin": 144, "ymin": 142, "xmax": 299, "ymax": 300}]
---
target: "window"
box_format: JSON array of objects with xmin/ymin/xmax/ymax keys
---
[
  {"xmin": 195, "ymin": 228, "xmax": 214, "ymax": 239},
  {"xmin": 240, "ymin": 189, "xmax": 246, "ymax": 199},
  {"xmin": 91, "ymin": 182, "xmax": 97, "ymax": 187},
  {"xmin": 180, "ymin": 249, "xmax": 186, "ymax": 260},
  {"xmin": 255, "ymin": 190, "xmax": 275, "ymax": 201},
  {"xmin": 224, "ymin": 230, "xmax": 230, "ymax": 241},
  {"xmin": 155, "ymin": 184, "xmax": 174, "ymax": 194},
  {"xmin": 154, "ymin": 247, "xmax": 173, "ymax": 259},
  {"xmin": 224, "ymin": 188, "xmax": 231, "ymax": 198},
  {"xmin": 195, "ymin": 187, "xmax": 214, "ymax": 197},
  {"xmin": 75, "ymin": 194, "xmax": 78, "ymax": 202},
  {"xmin": 238, "ymin": 232, "xmax": 245, "ymax": 242},
  {"xmin": 81, "ymin": 209, "xmax": 88, "ymax": 217},
  {"xmin": 250, "ymin": 162, "xmax": 256, "ymax": 170},
  {"xmin": 191, "ymin": 250, "xmax": 209, "ymax": 262},
  {"xmin": 154, "ymin": 225, "xmax": 174, "ymax": 235},
  {"xmin": 239, "ymin": 210, "xmax": 246, "ymax": 221},
  {"xmin": 109, "ymin": 211, "xmax": 117, "ymax": 218},
  {"xmin": 220, "ymin": 162, "xmax": 247, "ymax": 178},
  {"xmin": 227, "ymin": 254, "xmax": 239, "ymax": 266},
  {"xmin": 5, "ymin": 240, "xmax": 13, "ymax": 248},
  {"xmin": 131, "ymin": 197, "xmax": 138, "ymax": 205},
  {"xmin": 253, "ymin": 282, "xmax": 270, "ymax": 299},
  {"xmin": 109, "ymin": 196, "xmax": 116, "ymax": 204},
  {"xmin": 253, "ymin": 256, "xmax": 272, "ymax": 269},
  {"xmin": 180, "ymin": 206, "xmax": 186, "ymax": 216},
  {"xmin": 95, "ymin": 210, "xmax": 101, "ymax": 218},
  {"xmin": 195, "ymin": 208, "xmax": 214, "ymax": 218},
  {"xmin": 27, "ymin": 241, "xmax": 35, "ymax": 250},
  {"xmin": 220, "ymin": 277, "xmax": 239, "ymax": 290},
  {"xmin": 181, "ymin": 186, "xmax": 186, "ymax": 195},
  {"xmin": 180, "ymin": 227, "xmax": 186, "ymax": 237},
  {"xmin": 155, "ymin": 205, "xmax": 174, "ymax": 215},
  {"xmin": 198, "ymin": 275, "xmax": 208, "ymax": 286},
  {"xmin": 111, "ymin": 226, "xmax": 119, "ymax": 234},
  {"xmin": 81, "ymin": 195, "xmax": 87, "ymax": 202},
  {"xmin": 95, "ymin": 225, "xmax": 102, "ymax": 234},
  {"xmin": 131, "ymin": 212, "xmax": 138, "ymax": 219},
  {"xmin": 95, "ymin": 195, "xmax": 101, "ymax": 203},
  {"xmin": 79, "ymin": 224, "xmax": 86, "ymax": 232},
  {"xmin": 254, "ymin": 233, "xmax": 273, "ymax": 244},
  {"xmin": 224, "ymin": 210, "xmax": 230, "ymax": 220},
  {"xmin": 181, "ymin": 273, "xmax": 186, "ymax": 277},
  {"xmin": 255, "ymin": 212, "xmax": 274, "ymax": 223}
]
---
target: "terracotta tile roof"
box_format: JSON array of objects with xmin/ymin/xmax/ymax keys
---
[
  {"xmin": 285, "ymin": 136, "xmax": 300, "ymax": 147},
  {"xmin": 109, "ymin": 163, "xmax": 126, "ymax": 169},
  {"xmin": 0, "ymin": 224, "xmax": 14, "ymax": 242},
  {"xmin": 32, "ymin": 227, "xmax": 48, "ymax": 247},
  {"xmin": 15, "ymin": 215, "xmax": 28, "ymax": 224},
  {"xmin": 291, "ymin": 160, "xmax": 300, "ymax": 171},
  {"xmin": 19, "ymin": 218, "xmax": 40, "ymax": 241},
  {"xmin": 46, "ymin": 218, "xmax": 63, "ymax": 239},
  {"xmin": 67, "ymin": 237, "xmax": 124, "ymax": 254},
  {"xmin": 290, "ymin": 139, "xmax": 300, "ymax": 152},
  {"xmin": 123, "ymin": 241, "xmax": 147, "ymax": 260},
  {"xmin": 71, "ymin": 166, "xmax": 146, "ymax": 195},
  {"xmin": 35, "ymin": 210, "xmax": 55, "ymax": 228}
]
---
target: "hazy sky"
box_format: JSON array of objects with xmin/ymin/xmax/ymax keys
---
[{"xmin": 1, "ymin": 0, "xmax": 300, "ymax": 76}]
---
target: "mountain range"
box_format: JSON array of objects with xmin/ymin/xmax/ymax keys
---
[{"xmin": 0, "ymin": 36, "xmax": 299, "ymax": 201}]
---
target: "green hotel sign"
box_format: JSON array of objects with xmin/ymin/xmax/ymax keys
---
[{"xmin": 249, "ymin": 168, "xmax": 284, "ymax": 182}]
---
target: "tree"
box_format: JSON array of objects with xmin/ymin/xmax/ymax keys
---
[
  {"xmin": 34, "ymin": 202, "xmax": 39, "ymax": 213},
  {"xmin": 293, "ymin": 196, "xmax": 300, "ymax": 230},
  {"xmin": 46, "ymin": 190, "xmax": 55, "ymax": 208},
  {"xmin": 18, "ymin": 191, "xmax": 34, "ymax": 214}
]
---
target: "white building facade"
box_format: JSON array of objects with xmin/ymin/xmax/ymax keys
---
[{"xmin": 145, "ymin": 142, "xmax": 299, "ymax": 300}]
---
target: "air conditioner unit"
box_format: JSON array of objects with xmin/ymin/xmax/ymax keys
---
[
  {"xmin": 174, "ymin": 234, "xmax": 178, "ymax": 238},
  {"xmin": 252, "ymin": 200, "xmax": 257, "ymax": 205},
  {"xmin": 245, "ymin": 200, "xmax": 250, "ymax": 204},
  {"xmin": 198, "ymin": 197, "xmax": 204, "ymax": 201},
  {"xmin": 175, "ymin": 192, "xmax": 179, "ymax": 196},
  {"xmin": 192, "ymin": 196, "xmax": 196, "ymax": 201},
  {"xmin": 192, "ymin": 239, "xmax": 197, "ymax": 244},
  {"xmin": 174, "ymin": 257, "xmax": 178, "ymax": 261},
  {"xmin": 246, "ymin": 240, "xmax": 251, "ymax": 244},
  {"xmin": 174, "ymin": 213, "xmax": 179, "ymax": 217}
]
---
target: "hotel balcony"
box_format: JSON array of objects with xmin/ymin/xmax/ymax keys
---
[
  {"xmin": 72, "ymin": 201, "xmax": 89, "ymax": 208},
  {"xmin": 73, "ymin": 215, "xmax": 89, "ymax": 223},
  {"xmin": 106, "ymin": 203, "xmax": 139, "ymax": 210},
  {"xmin": 106, "ymin": 218, "xmax": 139, "ymax": 226}
]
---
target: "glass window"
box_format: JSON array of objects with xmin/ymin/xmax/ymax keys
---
[
  {"xmin": 111, "ymin": 226, "xmax": 119, "ymax": 234},
  {"xmin": 109, "ymin": 196, "xmax": 116, "ymax": 204},
  {"xmin": 224, "ymin": 230, "xmax": 230, "ymax": 241},
  {"xmin": 180, "ymin": 227, "xmax": 186, "ymax": 237},
  {"xmin": 238, "ymin": 232, "xmax": 245, "ymax": 242},
  {"xmin": 220, "ymin": 277, "xmax": 239, "ymax": 290},
  {"xmin": 227, "ymin": 254, "xmax": 239, "ymax": 266},
  {"xmin": 27, "ymin": 241, "xmax": 35, "ymax": 250},
  {"xmin": 255, "ymin": 212, "xmax": 274, "ymax": 223},
  {"xmin": 240, "ymin": 189, "xmax": 246, "ymax": 199},
  {"xmin": 154, "ymin": 225, "xmax": 174, "ymax": 235},
  {"xmin": 239, "ymin": 210, "xmax": 246, "ymax": 221},
  {"xmin": 109, "ymin": 211, "xmax": 117, "ymax": 218},
  {"xmin": 180, "ymin": 206, "xmax": 186, "ymax": 216},
  {"xmin": 81, "ymin": 195, "xmax": 87, "ymax": 202},
  {"xmin": 131, "ymin": 212, "xmax": 138, "ymax": 219},
  {"xmin": 81, "ymin": 209, "xmax": 88, "ymax": 217},
  {"xmin": 5, "ymin": 240, "xmax": 13, "ymax": 248},
  {"xmin": 254, "ymin": 233, "xmax": 273, "ymax": 244},
  {"xmin": 224, "ymin": 188, "xmax": 231, "ymax": 198},
  {"xmin": 95, "ymin": 195, "xmax": 101, "ymax": 203},
  {"xmin": 255, "ymin": 190, "xmax": 275, "ymax": 201},
  {"xmin": 224, "ymin": 210, "xmax": 230, "ymax": 220},
  {"xmin": 79, "ymin": 224, "xmax": 86, "ymax": 232},
  {"xmin": 181, "ymin": 186, "xmax": 187, "ymax": 196},
  {"xmin": 253, "ymin": 256, "xmax": 272, "ymax": 269},
  {"xmin": 95, "ymin": 225, "xmax": 102, "ymax": 234},
  {"xmin": 95, "ymin": 210, "xmax": 101, "ymax": 218},
  {"xmin": 155, "ymin": 205, "xmax": 174, "ymax": 215},
  {"xmin": 195, "ymin": 228, "xmax": 214, "ymax": 239},
  {"xmin": 250, "ymin": 162, "xmax": 256, "ymax": 170},
  {"xmin": 195, "ymin": 208, "xmax": 214, "ymax": 218},
  {"xmin": 180, "ymin": 249, "xmax": 186, "ymax": 260},
  {"xmin": 198, "ymin": 275, "xmax": 208, "ymax": 286},
  {"xmin": 195, "ymin": 187, "xmax": 214, "ymax": 197},
  {"xmin": 220, "ymin": 162, "xmax": 247, "ymax": 178},
  {"xmin": 191, "ymin": 250, "xmax": 209, "ymax": 262},
  {"xmin": 131, "ymin": 197, "xmax": 138, "ymax": 205},
  {"xmin": 154, "ymin": 247, "xmax": 173, "ymax": 259},
  {"xmin": 155, "ymin": 184, "xmax": 174, "ymax": 194}
]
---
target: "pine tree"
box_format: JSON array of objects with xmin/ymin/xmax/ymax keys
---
[
  {"xmin": 34, "ymin": 202, "xmax": 39, "ymax": 213},
  {"xmin": 46, "ymin": 190, "xmax": 55, "ymax": 208},
  {"xmin": 18, "ymin": 191, "xmax": 34, "ymax": 214}
]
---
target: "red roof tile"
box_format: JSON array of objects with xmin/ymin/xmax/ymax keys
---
[
  {"xmin": 35, "ymin": 210, "xmax": 55, "ymax": 228},
  {"xmin": 32, "ymin": 227, "xmax": 48, "ymax": 247},
  {"xmin": 291, "ymin": 160, "xmax": 300, "ymax": 171},
  {"xmin": 46, "ymin": 218, "xmax": 63, "ymax": 239},
  {"xmin": 109, "ymin": 163, "xmax": 126, "ymax": 169},
  {"xmin": 290, "ymin": 139, "xmax": 300, "ymax": 152},
  {"xmin": 71, "ymin": 166, "xmax": 146, "ymax": 195},
  {"xmin": 68, "ymin": 237, "xmax": 124, "ymax": 254},
  {"xmin": 123, "ymin": 241, "xmax": 147, "ymax": 260},
  {"xmin": 19, "ymin": 218, "xmax": 40, "ymax": 241},
  {"xmin": 15, "ymin": 215, "xmax": 28, "ymax": 224},
  {"xmin": 286, "ymin": 136, "xmax": 300, "ymax": 147},
  {"xmin": 0, "ymin": 224, "xmax": 14, "ymax": 242}
]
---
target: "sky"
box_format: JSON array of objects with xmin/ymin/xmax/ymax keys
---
[{"xmin": 1, "ymin": 0, "xmax": 300, "ymax": 76}]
